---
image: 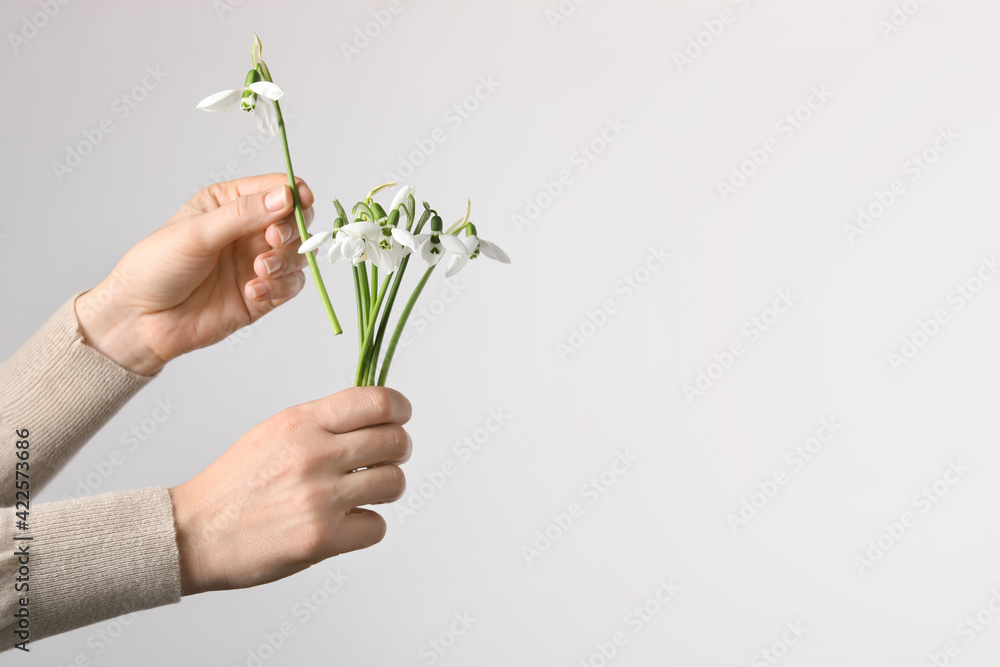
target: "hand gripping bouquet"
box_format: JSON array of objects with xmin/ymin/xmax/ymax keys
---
[{"xmin": 196, "ymin": 35, "xmax": 510, "ymax": 385}]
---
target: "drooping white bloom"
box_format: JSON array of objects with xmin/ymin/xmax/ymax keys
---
[
  {"xmin": 299, "ymin": 220, "xmax": 417, "ymax": 273},
  {"xmin": 196, "ymin": 80, "xmax": 285, "ymax": 136},
  {"xmin": 439, "ymin": 232, "xmax": 511, "ymax": 277},
  {"xmin": 329, "ymin": 221, "xmax": 381, "ymax": 265},
  {"xmin": 388, "ymin": 185, "xmax": 416, "ymax": 214}
]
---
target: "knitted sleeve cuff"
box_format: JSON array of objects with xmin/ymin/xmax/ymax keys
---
[{"xmin": 1, "ymin": 486, "xmax": 182, "ymax": 646}]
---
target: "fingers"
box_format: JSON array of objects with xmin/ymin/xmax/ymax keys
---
[
  {"xmin": 335, "ymin": 464, "xmax": 407, "ymax": 507},
  {"xmin": 324, "ymin": 509, "xmax": 386, "ymax": 556},
  {"xmin": 208, "ymin": 173, "xmax": 315, "ymax": 209},
  {"xmin": 190, "ymin": 180, "xmax": 315, "ymax": 251},
  {"xmin": 245, "ymin": 269, "xmax": 306, "ymax": 303},
  {"xmin": 253, "ymin": 244, "xmax": 308, "ymax": 280},
  {"xmin": 333, "ymin": 423, "xmax": 412, "ymax": 473},
  {"xmin": 266, "ymin": 206, "xmax": 315, "ymax": 249},
  {"xmin": 303, "ymin": 387, "xmax": 413, "ymax": 433}
]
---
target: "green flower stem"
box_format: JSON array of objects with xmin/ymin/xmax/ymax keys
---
[
  {"xmin": 358, "ymin": 261, "xmax": 371, "ymax": 325},
  {"xmin": 370, "ymin": 254, "xmax": 410, "ymax": 383},
  {"xmin": 272, "ymin": 99, "xmax": 342, "ymax": 335},
  {"xmin": 377, "ymin": 265, "xmax": 436, "ymax": 386},
  {"xmin": 355, "ymin": 275, "xmax": 393, "ymax": 386},
  {"xmin": 352, "ymin": 264, "xmax": 364, "ymax": 350}
]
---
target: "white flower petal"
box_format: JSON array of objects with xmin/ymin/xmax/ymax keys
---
[
  {"xmin": 298, "ymin": 230, "xmax": 333, "ymax": 253},
  {"xmin": 327, "ymin": 239, "xmax": 345, "ymax": 264},
  {"xmin": 439, "ymin": 234, "xmax": 470, "ymax": 255},
  {"xmin": 389, "ymin": 185, "xmax": 415, "ymax": 212},
  {"xmin": 253, "ymin": 100, "xmax": 278, "ymax": 136},
  {"xmin": 340, "ymin": 221, "xmax": 381, "ymax": 238},
  {"xmin": 421, "ymin": 240, "xmax": 443, "ymax": 266},
  {"xmin": 368, "ymin": 245, "xmax": 394, "ymax": 274},
  {"xmin": 477, "ymin": 238, "xmax": 511, "ymax": 263},
  {"xmin": 339, "ymin": 236, "xmax": 366, "ymax": 261},
  {"xmin": 196, "ymin": 89, "xmax": 243, "ymax": 111},
  {"xmin": 445, "ymin": 252, "xmax": 469, "ymax": 277},
  {"xmin": 248, "ymin": 81, "xmax": 285, "ymax": 101},
  {"xmin": 391, "ymin": 228, "xmax": 418, "ymax": 252}
]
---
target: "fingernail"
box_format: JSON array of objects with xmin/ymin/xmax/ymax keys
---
[
  {"xmin": 263, "ymin": 256, "xmax": 282, "ymax": 276},
  {"xmin": 276, "ymin": 223, "xmax": 293, "ymax": 245},
  {"xmin": 250, "ymin": 282, "xmax": 269, "ymax": 299},
  {"xmin": 264, "ymin": 186, "xmax": 288, "ymax": 212}
]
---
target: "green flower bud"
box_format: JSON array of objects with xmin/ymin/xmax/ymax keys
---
[
  {"xmin": 241, "ymin": 69, "xmax": 261, "ymax": 112},
  {"xmin": 371, "ymin": 202, "xmax": 388, "ymax": 220},
  {"xmin": 431, "ymin": 215, "xmax": 443, "ymax": 233}
]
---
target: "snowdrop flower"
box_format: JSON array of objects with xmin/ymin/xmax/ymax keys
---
[
  {"xmin": 329, "ymin": 221, "xmax": 381, "ymax": 265},
  {"xmin": 388, "ymin": 185, "xmax": 416, "ymax": 218},
  {"xmin": 439, "ymin": 224, "xmax": 511, "ymax": 277},
  {"xmin": 196, "ymin": 71, "xmax": 285, "ymax": 137},
  {"xmin": 300, "ymin": 220, "xmax": 414, "ymax": 274}
]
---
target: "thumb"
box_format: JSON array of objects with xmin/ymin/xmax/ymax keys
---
[{"xmin": 190, "ymin": 185, "xmax": 295, "ymax": 250}]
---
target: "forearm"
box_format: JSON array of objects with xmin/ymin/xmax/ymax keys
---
[{"xmin": 0, "ymin": 292, "xmax": 157, "ymax": 503}]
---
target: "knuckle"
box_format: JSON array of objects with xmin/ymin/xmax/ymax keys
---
[
  {"xmin": 368, "ymin": 514, "xmax": 387, "ymax": 545},
  {"xmin": 386, "ymin": 425, "xmax": 410, "ymax": 460},
  {"xmin": 227, "ymin": 195, "xmax": 253, "ymax": 226},
  {"xmin": 294, "ymin": 521, "xmax": 327, "ymax": 563},
  {"xmin": 384, "ymin": 465, "xmax": 406, "ymax": 500},
  {"xmin": 365, "ymin": 388, "xmax": 393, "ymax": 422}
]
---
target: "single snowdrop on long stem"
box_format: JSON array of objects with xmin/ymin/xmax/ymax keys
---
[{"xmin": 196, "ymin": 34, "xmax": 342, "ymax": 335}]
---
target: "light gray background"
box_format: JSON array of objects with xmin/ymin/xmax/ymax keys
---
[{"xmin": 3, "ymin": 0, "xmax": 1000, "ymax": 665}]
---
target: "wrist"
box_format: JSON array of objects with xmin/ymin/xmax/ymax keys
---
[
  {"xmin": 75, "ymin": 279, "xmax": 166, "ymax": 376},
  {"xmin": 168, "ymin": 484, "xmax": 207, "ymax": 596}
]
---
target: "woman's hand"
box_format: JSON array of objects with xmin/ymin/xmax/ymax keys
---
[
  {"xmin": 76, "ymin": 173, "xmax": 316, "ymax": 376},
  {"xmin": 168, "ymin": 387, "xmax": 412, "ymax": 595}
]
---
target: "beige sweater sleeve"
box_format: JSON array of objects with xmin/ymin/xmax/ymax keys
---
[{"xmin": 0, "ymin": 292, "xmax": 182, "ymax": 649}]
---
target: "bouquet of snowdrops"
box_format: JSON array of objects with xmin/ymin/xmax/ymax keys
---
[{"xmin": 196, "ymin": 35, "xmax": 510, "ymax": 386}]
